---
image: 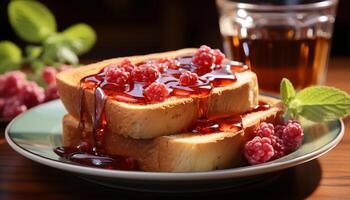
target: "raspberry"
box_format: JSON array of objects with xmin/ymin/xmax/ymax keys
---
[
  {"xmin": 213, "ymin": 49, "xmax": 225, "ymax": 65},
  {"xmin": 156, "ymin": 63, "xmax": 168, "ymax": 73},
  {"xmin": 42, "ymin": 66, "xmax": 57, "ymax": 85},
  {"xmin": 192, "ymin": 45, "xmax": 215, "ymax": 69},
  {"xmin": 157, "ymin": 58, "xmax": 180, "ymax": 70},
  {"xmin": 179, "ymin": 71, "xmax": 198, "ymax": 86},
  {"xmin": 45, "ymin": 84, "xmax": 59, "ymax": 101},
  {"xmin": 0, "ymin": 71, "xmax": 26, "ymax": 97},
  {"xmin": 105, "ymin": 67, "xmax": 130, "ymax": 87},
  {"xmin": 254, "ymin": 122, "xmax": 274, "ymax": 138},
  {"xmin": 130, "ymin": 66, "xmax": 143, "ymax": 82},
  {"xmin": 21, "ymin": 81, "xmax": 45, "ymax": 108},
  {"xmin": 131, "ymin": 64, "xmax": 160, "ymax": 83},
  {"xmin": 271, "ymin": 135, "xmax": 285, "ymax": 159},
  {"xmin": 244, "ymin": 136, "xmax": 274, "ymax": 165},
  {"xmin": 119, "ymin": 58, "xmax": 135, "ymax": 73},
  {"xmin": 2, "ymin": 96, "xmax": 27, "ymax": 119},
  {"xmin": 281, "ymin": 120, "xmax": 304, "ymax": 152},
  {"xmin": 143, "ymin": 83, "xmax": 169, "ymax": 103},
  {"xmin": 274, "ymin": 124, "xmax": 285, "ymax": 138},
  {"xmin": 0, "ymin": 71, "xmax": 46, "ymax": 118}
]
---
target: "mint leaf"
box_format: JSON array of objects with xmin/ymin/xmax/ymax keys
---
[
  {"xmin": 57, "ymin": 46, "xmax": 78, "ymax": 64},
  {"xmin": 30, "ymin": 59, "xmax": 45, "ymax": 73},
  {"xmin": 0, "ymin": 40, "xmax": 22, "ymax": 73},
  {"xmin": 280, "ymin": 78, "xmax": 296, "ymax": 105},
  {"xmin": 8, "ymin": 0, "xmax": 57, "ymax": 43},
  {"xmin": 42, "ymin": 35, "xmax": 79, "ymax": 65},
  {"xmin": 61, "ymin": 23, "xmax": 97, "ymax": 55},
  {"xmin": 289, "ymin": 86, "xmax": 350, "ymax": 122},
  {"xmin": 26, "ymin": 45, "xmax": 43, "ymax": 60}
]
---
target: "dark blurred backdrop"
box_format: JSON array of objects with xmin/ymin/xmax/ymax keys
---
[{"xmin": 1, "ymin": 0, "xmax": 349, "ymax": 61}]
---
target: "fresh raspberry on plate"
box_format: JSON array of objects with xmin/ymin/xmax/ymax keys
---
[
  {"xmin": 244, "ymin": 136, "xmax": 275, "ymax": 165},
  {"xmin": 254, "ymin": 122, "xmax": 274, "ymax": 138},
  {"xmin": 2, "ymin": 96, "xmax": 27, "ymax": 119},
  {"xmin": 21, "ymin": 81, "xmax": 45, "ymax": 108},
  {"xmin": 281, "ymin": 120, "xmax": 304, "ymax": 152},
  {"xmin": 42, "ymin": 66, "xmax": 57, "ymax": 85},
  {"xmin": 44, "ymin": 83, "xmax": 59, "ymax": 101},
  {"xmin": 274, "ymin": 124, "xmax": 285, "ymax": 138},
  {"xmin": 179, "ymin": 71, "xmax": 198, "ymax": 86},
  {"xmin": 270, "ymin": 135, "xmax": 285, "ymax": 159},
  {"xmin": 143, "ymin": 82, "xmax": 170, "ymax": 103},
  {"xmin": 0, "ymin": 71, "xmax": 26, "ymax": 97}
]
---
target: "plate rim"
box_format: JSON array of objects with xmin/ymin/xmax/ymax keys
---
[{"xmin": 5, "ymin": 99, "xmax": 345, "ymax": 181}]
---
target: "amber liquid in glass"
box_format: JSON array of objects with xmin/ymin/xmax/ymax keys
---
[{"xmin": 223, "ymin": 35, "xmax": 331, "ymax": 93}]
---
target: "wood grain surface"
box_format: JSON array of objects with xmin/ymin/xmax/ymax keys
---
[{"xmin": 0, "ymin": 58, "xmax": 349, "ymax": 200}]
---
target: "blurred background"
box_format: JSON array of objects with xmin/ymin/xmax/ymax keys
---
[{"xmin": 1, "ymin": 0, "xmax": 349, "ymax": 61}]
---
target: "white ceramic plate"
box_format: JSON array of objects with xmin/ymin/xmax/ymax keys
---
[{"xmin": 5, "ymin": 99, "xmax": 344, "ymax": 192}]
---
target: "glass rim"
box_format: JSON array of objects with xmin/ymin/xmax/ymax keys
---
[{"xmin": 216, "ymin": 0, "xmax": 338, "ymax": 11}]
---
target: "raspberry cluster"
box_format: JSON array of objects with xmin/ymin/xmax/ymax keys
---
[
  {"xmin": 179, "ymin": 71, "xmax": 198, "ymax": 86},
  {"xmin": 131, "ymin": 63, "xmax": 160, "ymax": 83},
  {"xmin": 156, "ymin": 58, "xmax": 180, "ymax": 70},
  {"xmin": 102, "ymin": 46, "xmax": 225, "ymax": 103},
  {"xmin": 0, "ymin": 66, "xmax": 71, "ymax": 119},
  {"xmin": 0, "ymin": 71, "xmax": 45, "ymax": 118},
  {"xmin": 106, "ymin": 67, "xmax": 130, "ymax": 88},
  {"xmin": 243, "ymin": 120, "xmax": 304, "ymax": 165},
  {"xmin": 104, "ymin": 58, "xmax": 174, "ymax": 103},
  {"xmin": 192, "ymin": 45, "xmax": 225, "ymax": 70},
  {"xmin": 143, "ymin": 82, "xmax": 170, "ymax": 103}
]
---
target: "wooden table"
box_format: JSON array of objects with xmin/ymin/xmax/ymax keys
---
[{"xmin": 1, "ymin": 58, "xmax": 349, "ymax": 200}]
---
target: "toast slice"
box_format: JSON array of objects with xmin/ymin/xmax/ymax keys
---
[
  {"xmin": 57, "ymin": 48, "xmax": 259, "ymax": 139},
  {"xmin": 62, "ymin": 96, "xmax": 283, "ymax": 172}
]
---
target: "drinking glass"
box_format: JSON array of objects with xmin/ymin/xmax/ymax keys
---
[{"xmin": 216, "ymin": 0, "xmax": 338, "ymax": 93}]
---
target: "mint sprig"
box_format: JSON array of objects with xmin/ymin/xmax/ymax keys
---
[
  {"xmin": 280, "ymin": 78, "xmax": 350, "ymax": 122},
  {"xmin": 0, "ymin": 0, "xmax": 97, "ymax": 74}
]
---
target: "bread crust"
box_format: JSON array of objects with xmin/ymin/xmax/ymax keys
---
[
  {"xmin": 62, "ymin": 96, "xmax": 283, "ymax": 172},
  {"xmin": 57, "ymin": 49, "xmax": 259, "ymax": 139}
]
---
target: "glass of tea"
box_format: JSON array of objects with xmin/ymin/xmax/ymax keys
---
[{"xmin": 216, "ymin": 0, "xmax": 338, "ymax": 93}]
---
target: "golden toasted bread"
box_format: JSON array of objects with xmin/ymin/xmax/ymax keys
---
[
  {"xmin": 62, "ymin": 96, "xmax": 282, "ymax": 172},
  {"xmin": 57, "ymin": 49, "xmax": 259, "ymax": 139}
]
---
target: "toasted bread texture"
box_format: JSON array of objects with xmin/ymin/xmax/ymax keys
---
[
  {"xmin": 57, "ymin": 49, "xmax": 259, "ymax": 139},
  {"xmin": 62, "ymin": 96, "xmax": 283, "ymax": 172}
]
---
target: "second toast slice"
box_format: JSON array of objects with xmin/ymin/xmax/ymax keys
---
[{"xmin": 62, "ymin": 96, "xmax": 283, "ymax": 172}]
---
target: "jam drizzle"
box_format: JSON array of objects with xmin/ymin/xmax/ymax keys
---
[
  {"xmin": 190, "ymin": 101, "xmax": 270, "ymax": 134},
  {"xmin": 54, "ymin": 54, "xmax": 266, "ymax": 170}
]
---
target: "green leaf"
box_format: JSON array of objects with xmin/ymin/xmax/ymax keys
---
[
  {"xmin": 41, "ymin": 45, "xmax": 58, "ymax": 65},
  {"xmin": 289, "ymin": 86, "xmax": 350, "ymax": 122},
  {"xmin": 30, "ymin": 59, "xmax": 44, "ymax": 72},
  {"xmin": 8, "ymin": 0, "xmax": 57, "ymax": 43},
  {"xmin": 0, "ymin": 40, "xmax": 22, "ymax": 73},
  {"xmin": 26, "ymin": 45, "xmax": 43, "ymax": 60},
  {"xmin": 57, "ymin": 46, "xmax": 78, "ymax": 64},
  {"xmin": 61, "ymin": 23, "xmax": 97, "ymax": 55},
  {"xmin": 280, "ymin": 78, "xmax": 296, "ymax": 105}
]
